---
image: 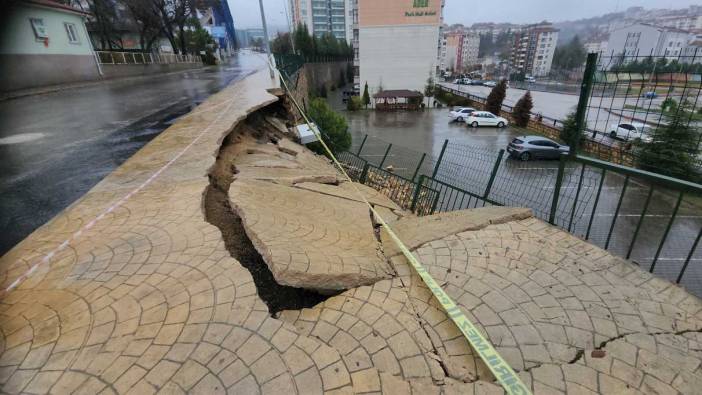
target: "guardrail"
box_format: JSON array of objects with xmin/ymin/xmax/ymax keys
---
[{"xmin": 96, "ymin": 51, "xmax": 201, "ymax": 65}]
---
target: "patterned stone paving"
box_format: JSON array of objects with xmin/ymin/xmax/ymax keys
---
[{"xmin": 2, "ymin": 69, "xmax": 702, "ymax": 394}]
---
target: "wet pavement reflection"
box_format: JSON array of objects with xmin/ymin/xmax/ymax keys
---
[{"xmin": 0, "ymin": 52, "xmax": 265, "ymax": 255}]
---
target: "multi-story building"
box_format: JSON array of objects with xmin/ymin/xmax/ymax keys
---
[
  {"xmin": 509, "ymin": 22, "xmax": 558, "ymax": 77},
  {"xmin": 352, "ymin": 0, "xmax": 444, "ymax": 95},
  {"xmin": 439, "ymin": 29, "xmax": 479, "ymax": 72},
  {"xmin": 290, "ymin": 0, "xmax": 352, "ymax": 41},
  {"xmin": 608, "ymin": 23, "xmax": 692, "ymax": 60}
]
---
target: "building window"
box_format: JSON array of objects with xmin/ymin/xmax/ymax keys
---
[
  {"xmin": 65, "ymin": 22, "xmax": 79, "ymax": 44},
  {"xmin": 29, "ymin": 18, "xmax": 48, "ymax": 39}
]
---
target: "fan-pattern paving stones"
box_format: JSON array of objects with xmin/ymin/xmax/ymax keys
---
[
  {"xmin": 230, "ymin": 179, "xmax": 393, "ymax": 292},
  {"xmin": 3, "ymin": 68, "xmax": 702, "ymax": 395}
]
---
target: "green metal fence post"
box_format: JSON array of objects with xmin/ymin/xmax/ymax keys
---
[
  {"xmin": 379, "ymin": 143, "xmax": 392, "ymax": 168},
  {"xmin": 483, "ymin": 149, "xmax": 505, "ymax": 200},
  {"xmin": 356, "ymin": 134, "xmax": 368, "ymax": 155},
  {"xmin": 410, "ymin": 175, "xmax": 424, "ymax": 213},
  {"xmin": 572, "ymin": 53, "xmax": 598, "ymax": 156},
  {"xmin": 549, "ymin": 154, "xmax": 567, "ymax": 225},
  {"xmin": 432, "ymin": 139, "xmax": 449, "ymax": 178},
  {"xmin": 411, "ymin": 153, "xmax": 426, "ymax": 182}
]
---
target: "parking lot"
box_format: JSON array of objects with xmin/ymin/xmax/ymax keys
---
[{"xmin": 339, "ymin": 104, "xmax": 702, "ymax": 296}]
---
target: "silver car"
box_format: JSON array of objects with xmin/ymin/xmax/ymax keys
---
[{"xmin": 507, "ymin": 136, "xmax": 570, "ymax": 161}]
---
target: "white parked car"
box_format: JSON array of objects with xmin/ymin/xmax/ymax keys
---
[
  {"xmin": 466, "ymin": 111, "xmax": 509, "ymax": 128},
  {"xmin": 448, "ymin": 107, "xmax": 477, "ymax": 122},
  {"xmin": 608, "ymin": 122, "xmax": 653, "ymax": 142},
  {"xmin": 483, "ymin": 81, "xmax": 497, "ymax": 87}
]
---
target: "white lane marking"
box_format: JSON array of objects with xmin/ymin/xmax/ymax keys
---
[{"xmin": 4, "ymin": 81, "xmax": 245, "ymax": 293}]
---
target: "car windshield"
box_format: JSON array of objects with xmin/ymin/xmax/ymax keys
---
[{"xmin": 512, "ymin": 138, "xmax": 524, "ymax": 144}]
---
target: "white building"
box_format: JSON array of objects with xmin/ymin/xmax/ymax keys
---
[
  {"xmin": 509, "ymin": 23, "xmax": 558, "ymax": 77},
  {"xmin": 608, "ymin": 23, "xmax": 692, "ymax": 60},
  {"xmin": 354, "ymin": 0, "xmax": 443, "ymax": 95},
  {"xmin": 462, "ymin": 33, "xmax": 480, "ymax": 66},
  {"xmin": 290, "ymin": 0, "xmax": 353, "ymax": 42},
  {"xmin": 584, "ymin": 41, "xmax": 608, "ymax": 54}
]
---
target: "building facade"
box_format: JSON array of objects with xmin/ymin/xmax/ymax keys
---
[
  {"xmin": 439, "ymin": 30, "xmax": 479, "ymax": 73},
  {"xmin": 290, "ymin": 0, "xmax": 352, "ymax": 41},
  {"xmin": 608, "ymin": 23, "xmax": 694, "ymax": 61},
  {"xmin": 353, "ymin": 0, "xmax": 444, "ymax": 95},
  {"xmin": 0, "ymin": 0, "xmax": 100, "ymax": 92},
  {"xmin": 509, "ymin": 23, "xmax": 558, "ymax": 77}
]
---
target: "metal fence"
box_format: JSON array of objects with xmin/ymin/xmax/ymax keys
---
[
  {"xmin": 96, "ymin": 51, "xmax": 201, "ymax": 65},
  {"xmin": 338, "ymin": 134, "xmax": 702, "ymax": 296},
  {"xmin": 583, "ymin": 52, "xmax": 702, "ymax": 174}
]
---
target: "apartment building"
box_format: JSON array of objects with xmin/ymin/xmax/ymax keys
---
[
  {"xmin": 509, "ymin": 23, "xmax": 558, "ymax": 77},
  {"xmin": 440, "ymin": 29, "xmax": 479, "ymax": 72},
  {"xmin": 352, "ymin": 0, "xmax": 444, "ymax": 95},
  {"xmin": 608, "ymin": 23, "xmax": 693, "ymax": 60},
  {"xmin": 290, "ymin": 0, "xmax": 352, "ymax": 41}
]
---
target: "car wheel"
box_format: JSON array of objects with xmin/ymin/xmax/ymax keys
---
[
  {"xmin": 609, "ymin": 131, "xmax": 617, "ymax": 138},
  {"xmin": 519, "ymin": 152, "xmax": 531, "ymax": 161},
  {"xmin": 457, "ymin": 117, "xmax": 463, "ymax": 123},
  {"xmin": 471, "ymin": 121, "xmax": 479, "ymax": 127},
  {"xmin": 497, "ymin": 121, "xmax": 505, "ymax": 128}
]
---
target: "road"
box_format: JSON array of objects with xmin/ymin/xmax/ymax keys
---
[
  {"xmin": 0, "ymin": 51, "xmax": 266, "ymax": 255},
  {"xmin": 327, "ymin": 89, "xmax": 702, "ymax": 295}
]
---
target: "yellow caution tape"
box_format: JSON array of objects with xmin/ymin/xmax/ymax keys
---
[{"xmin": 275, "ymin": 65, "xmax": 531, "ymax": 395}]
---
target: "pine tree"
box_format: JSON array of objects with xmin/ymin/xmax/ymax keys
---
[
  {"xmin": 347, "ymin": 62, "xmax": 353, "ymax": 83},
  {"xmin": 559, "ymin": 112, "xmax": 580, "ymax": 151},
  {"xmin": 424, "ymin": 71, "xmax": 435, "ymax": 107},
  {"xmin": 636, "ymin": 108, "xmax": 700, "ymax": 182},
  {"xmin": 362, "ymin": 82, "xmax": 370, "ymax": 109},
  {"xmin": 339, "ymin": 69, "xmax": 346, "ymax": 88},
  {"xmin": 486, "ymin": 79, "xmax": 507, "ymax": 115},
  {"xmin": 512, "ymin": 91, "xmax": 533, "ymax": 127}
]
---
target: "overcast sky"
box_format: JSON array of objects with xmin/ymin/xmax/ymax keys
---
[{"xmin": 228, "ymin": 0, "xmax": 701, "ymax": 29}]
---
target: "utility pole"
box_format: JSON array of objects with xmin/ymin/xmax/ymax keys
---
[
  {"xmin": 282, "ymin": 1, "xmax": 296, "ymax": 54},
  {"xmin": 258, "ymin": 0, "xmax": 275, "ymax": 78}
]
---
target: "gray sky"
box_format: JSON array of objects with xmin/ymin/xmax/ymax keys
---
[{"xmin": 228, "ymin": 0, "xmax": 701, "ymax": 29}]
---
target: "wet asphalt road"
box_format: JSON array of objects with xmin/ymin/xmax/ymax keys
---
[
  {"xmin": 0, "ymin": 52, "xmax": 265, "ymax": 255},
  {"xmin": 330, "ymin": 88, "xmax": 702, "ymax": 296}
]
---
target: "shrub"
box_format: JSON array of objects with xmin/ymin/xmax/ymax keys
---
[
  {"xmin": 307, "ymin": 98, "xmax": 352, "ymax": 155},
  {"xmin": 512, "ymin": 91, "xmax": 533, "ymax": 127},
  {"xmin": 347, "ymin": 96, "xmax": 362, "ymax": 111},
  {"xmin": 559, "ymin": 112, "xmax": 580, "ymax": 151},
  {"xmin": 486, "ymin": 79, "xmax": 507, "ymax": 115}
]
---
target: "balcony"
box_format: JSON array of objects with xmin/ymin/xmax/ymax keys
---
[{"xmin": 353, "ymin": 58, "xmax": 359, "ymax": 67}]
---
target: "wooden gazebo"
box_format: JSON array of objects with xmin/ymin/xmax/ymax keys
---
[{"xmin": 373, "ymin": 90, "xmax": 423, "ymax": 111}]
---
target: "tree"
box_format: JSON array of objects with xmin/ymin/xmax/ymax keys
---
[
  {"xmin": 486, "ymin": 79, "xmax": 507, "ymax": 115},
  {"xmin": 559, "ymin": 112, "xmax": 580, "ymax": 150},
  {"xmin": 347, "ymin": 62, "xmax": 353, "ymax": 83},
  {"xmin": 424, "ymin": 71, "xmax": 435, "ymax": 107},
  {"xmin": 512, "ymin": 91, "xmax": 533, "ymax": 127},
  {"xmin": 552, "ymin": 35, "xmax": 587, "ymax": 71},
  {"xmin": 362, "ymin": 82, "xmax": 370, "ymax": 109},
  {"xmin": 307, "ymin": 98, "xmax": 352, "ymax": 154},
  {"xmin": 270, "ymin": 32, "xmax": 293, "ymax": 54},
  {"xmin": 123, "ymin": 0, "xmax": 162, "ymax": 51},
  {"xmin": 85, "ymin": 0, "xmax": 124, "ymax": 50},
  {"xmin": 636, "ymin": 107, "xmax": 700, "ymax": 181},
  {"xmin": 347, "ymin": 96, "xmax": 362, "ymax": 111}
]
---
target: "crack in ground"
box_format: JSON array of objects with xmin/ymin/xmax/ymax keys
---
[{"xmin": 204, "ymin": 107, "xmax": 334, "ymax": 315}]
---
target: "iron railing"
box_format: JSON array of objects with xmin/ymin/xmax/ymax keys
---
[
  {"xmin": 96, "ymin": 51, "xmax": 201, "ymax": 65},
  {"xmin": 342, "ymin": 134, "xmax": 702, "ymax": 296}
]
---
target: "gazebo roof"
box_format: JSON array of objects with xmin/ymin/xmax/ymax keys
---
[{"xmin": 373, "ymin": 90, "xmax": 423, "ymax": 99}]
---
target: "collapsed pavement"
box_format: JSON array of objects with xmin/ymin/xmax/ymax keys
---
[{"xmin": 1, "ymin": 70, "xmax": 702, "ymax": 394}]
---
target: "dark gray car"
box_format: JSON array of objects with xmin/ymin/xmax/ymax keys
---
[{"xmin": 507, "ymin": 136, "xmax": 570, "ymax": 161}]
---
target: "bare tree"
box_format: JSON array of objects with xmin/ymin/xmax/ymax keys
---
[
  {"xmin": 123, "ymin": 0, "xmax": 162, "ymax": 51},
  {"xmin": 150, "ymin": 0, "xmax": 196, "ymax": 54}
]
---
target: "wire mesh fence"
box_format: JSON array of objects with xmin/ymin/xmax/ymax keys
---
[{"xmin": 584, "ymin": 52, "xmax": 702, "ymax": 176}]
